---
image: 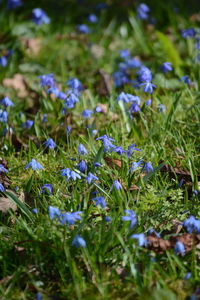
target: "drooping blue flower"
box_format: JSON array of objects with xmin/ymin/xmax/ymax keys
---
[
  {"xmin": 119, "ymin": 49, "xmax": 130, "ymax": 59},
  {"xmin": 66, "ymin": 126, "xmax": 72, "ymax": 136},
  {"xmin": 143, "ymin": 162, "xmax": 154, "ymax": 173},
  {"xmin": 25, "ymin": 159, "xmax": 44, "ymax": 171},
  {"xmin": 77, "ymin": 160, "xmax": 87, "ymax": 173},
  {"xmin": 96, "ymin": 135, "xmax": 116, "ymax": 152},
  {"xmin": 77, "ymin": 24, "xmax": 90, "ymax": 34},
  {"xmin": 92, "ymin": 129, "xmax": 98, "ymax": 136},
  {"xmin": 78, "ymin": 144, "xmax": 88, "ymax": 155},
  {"xmin": 7, "ymin": 0, "xmax": 22, "ymax": 9},
  {"xmin": 32, "ymin": 208, "xmax": 38, "ymax": 214},
  {"xmin": 82, "ymin": 109, "xmax": 93, "ymax": 119},
  {"xmin": 60, "ymin": 168, "xmax": 81, "ymax": 181},
  {"xmin": 130, "ymin": 102, "xmax": 140, "ymax": 113},
  {"xmin": 94, "ymin": 162, "xmax": 102, "ymax": 168},
  {"xmin": 70, "ymin": 171, "xmax": 81, "ymax": 181},
  {"xmin": 181, "ymin": 28, "xmax": 196, "ymax": 38},
  {"xmin": 0, "ymin": 56, "xmax": 8, "ymax": 67},
  {"xmin": 113, "ymin": 146, "xmax": 126, "ymax": 155},
  {"xmin": 0, "ymin": 182, "xmax": 5, "ymax": 192},
  {"xmin": 48, "ymin": 206, "xmax": 60, "ymax": 220},
  {"xmin": 88, "ymin": 14, "xmax": 98, "ymax": 23},
  {"xmin": 146, "ymin": 99, "xmax": 152, "ymax": 106},
  {"xmin": 147, "ymin": 228, "xmax": 161, "ymax": 238},
  {"xmin": 0, "ymin": 110, "xmax": 8, "ymax": 123},
  {"xmin": 121, "ymin": 210, "xmax": 137, "ymax": 229},
  {"xmin": 43, "ymin": 138, "xmax": 56, "ymax": 149},
  {"xmin": 158, "ymin": 104, "xmax": 166, "ymax": 112},
  {"xmin": 180, "ymin": 75, "xmax": 191, "ymax": 85},
  {"xmin": 64, "ymin": 92, "xmax": 79, "ymax": 109},
  {"xmin": 39, "ymin": 74, "xmax": 55, "ymax": 88},
  {"xmin": 184, "ymin": 273, "xmax": 192, "ymax": 280},
  {"xmin": 22, "ymin": 120, "xmax": 34, "ymax": 129},
  {"xmin": 43, "ymin": 114, "xmax": 47, "ymax": 123},
  {"xmin": 95, "ymin": 106, "xmax": 102, "ymax": 113},
  {"xmin": 104, "ymin": 216, "xmax": 111, "ymax": 222},
  {"xmin": 174, "ymin": 241, "xmax": 185, "ymax": 256},
  {"xmin": 138, "ymin": 66, "xmax": 152, "ymax": 83},
  {"xmin": 112, "ymin": 180, "xmax": 122, "ymax": 191},
  {"xmin": 41, "ymin": 184, "xmax": 53, "ymax": 195},
  {"xmin": 60, "ymin": 211, "xmax": 83, "ymax": 225},
  {"xmin": 72, "ymin": 235, "xmax": 86, "ymax": 248},
  {"xmin": 140, "ymin": 82, "xmax": 156, "ymax": 94},
  {"xmin": 160, "ymin": 62, "xmax": 173, "ymax": 73},
  {"xmin": 183, "ymin": 216, "xmax": 200, "ymax": 234},
  {"xmin": 127, "ymin": 144, "xmax": 141, "ymax": 158},
  {"xmin": 117, "ymin": 92, "xmax": 140, "ymax": 104},
  {"xmin": 86, "ymin": 172, "xmax": 99, "ymax": 184},
  {"xmin": 35, "ymin": 292, "xmax": 42, "ymax": 300},
  {"xmin": 113, "ymin": 71, "xmax": 129, "ymax": 87},
  {"xmin": 67, "ymin": 78, "xmax": 83, "ymax": 91},
  {"xmin": 125, "ymin": 57, "xmax": 142, "ymax": 69},
  {"xmin": 0, "ymin": 97, "xmax": 14, "ymax": 108},
  {"xmin": 32, "ymin": 8, "xmax": 50, "ymax": 25},
  {"xmin": 129, "ymin": 160, "xmax": 143, "ymax": 172},
  {"xmin": 0, "ymin": 164, "xmax": 8, "ymax": 173},
  {"xmin": 92, "ymin": 196, "xmax": 106, "ymax": 208},
  {"xmin": 137, "ymin": 3, "xmax": 150, "ymax": 20},
  {"xmin": 130, "ymin": 233, "xmax": 147, "ymax": 246}
]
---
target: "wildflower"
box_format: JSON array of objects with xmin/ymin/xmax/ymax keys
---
[
  {"xmin": 130, "ymin": 233, "xmax": 147, "ymax": 247},
  {"xmin": 129, "ymin": 160, "xmax": 143, "ymax": 172},
  {"xmin": 39, "ymin": 74, "xmax": 55, "ymax": 88},
  {"xmin": 0, "ymin": 164, "xmax": 8, "ymax": 173},
  {"xmin": 86, "ymin": 172, "xmax": 99, "ymax": 184},
  {"xmin": 7, "ymin": 0, "xmax": 22, "ymax": 9},
  {"xmin": 67, "ymin": 78, "xmax": 82, "ymax": 91},
  {"xmin": 0, "ymin": 97, "xmax": 14, "ymax": 108},
  {"xmin": 25, "ymin": 159, "xmax": 44, "ymax": 171},
  {"xmin": 158, "ymin": 104, "xmax": 166, "ymax": 112},
  {"xmin": 180, "ymin": 75, "xmax": 191, "ymax": 85},
  {"xmin": 60, "ymin": 168, "xmax": 81, "ymax": 181},
  {"xmin": 127, "ymin": 144, "xmax": 141, "ymax": 158},
  {"xmin": 119, "ymin": 49, "xmax": 130, "ymax": 59},
  {"xmin": 0, "ymin": 56, "xmax": 8, "ymax": 67},
  {"xmin": 82, "ymin": 109, "xmax": 93, "ymax": 119},
  {"xmin": 66, "ymin": 126, "xmax": 72, "ymax": 136},
  {"xmin": 43, "ymin": 138, "xmax": 56, "ymax": 149},
  {"xmin": 41, "ymin": 184, "xmax": 53, "ymax": 195},
  {"xmin": 113, "ymin": 71, "xmax": 129, "ymax": 87},
  {"xmin": 88, "ymin": 14, "xmax": 98, "ymax": 23},
  {"xmin": 104, "ymin": 216, "xmax": 111, "ymax": 222},
  {"xmin": 92, "ymin": 129, "xmax": 98, "ymax": 136},
  {"xmin": 92, "ymin": 196, "xmax": 106, "ymax": 208},
  {"xmin": 48, "ymin": 206, "xmax": 60, "ymax": 220},
  {"xmin": 183, "ymin": 216, "xmax": 200, "ymax": 233},
  {"xmin": 32, "ymin": 8, "xmax": 50, "ymax": 25},
  {"xmin": 113, "ymin": 146, "xmax": 126, "ymax": 155},
  {"xmin": 138, "ymin": 66, "xmax": 152, "ymax": 83},
  {"xmin": 77, "ymin": 24, "xmax": 90, "ymax": 34},
  {"xmin": 174, "ymin": 241, "xmax": 185, "ymax": 256},
  {"xmin": 184, "ymin": 273, "xmax": 192, "ymax": 280},
  {"xmin": 22, "ymin": 120, "xmax": 34, "ymax": 129},
  {"xmin": 96, "ymin": 135, "xmax": 116, "ymax": 152},
  {"xmin": 181, "ymin": 28, "xmax": 196, "ymax": 38},
  {"xmin": 69, "ymin": 170, "xmax": 81, "ymax": 181},
  {"xmin": 43, "ymin": 114, "xmax": 47, "ymax": 122},
  {"xmin": 147, "ymin": 228, "xmax": 161, "ymax": 238},
  {"xmin": 77, "ymin": 160, "xmax": 87, "ymax": 173},
  {"xmin": 72, "ymin": 235, "xmax": 86, "ymax": 248},
  {"xmin": 112, "ymin": 180, "xmax": 122, "ymax": 191},
  {"xmin": 35, "ymin": 292, "xmax": 42, "ymax": 300},
  {"xmin": 143, "ymin": 162, "xmax": 154, "ymax": 173},
  {"xmin": 95, "ymin": 106, "xmax": 102, "ymax": 113},
  {"xmin": 78, "ymin": 144, "xmax": 88, "ymax": 155},
  {"xmin": 146, "ymin": 99, "xmax": 152, "ymax": 106},
  {"xmin": 121, "ymin": 210, "xmax": 137, "ymax": 229},
  {"xmin": 125, "ymin": 57, "xmax": 141, "ymax": 69},
  {"xmin": 130, "ymin": 102, "xmax": 140, "ymax": 113},
  {"xmin": 140, "ymin": 82, "xmax": 156, "ymax": 94},
  {"xmin": 94, "ymin": 162, "xmax": 102, "ymax": 168},
  {"xmin": 0, "ymin": 110, "xmax": 8, "ymax": 123},
  {"xmin": 137, "ymin": 3, "xmax": 150, "ymax": 20},
  {"xmin": 64, "ymin": 92, "xmax": 79, "ymax": 109},
  {"xmin": 60, "ymin": 211, "xmax": 83, "ymax": 225},
  {"xmin": 0, "ymin": 183, "xmax": 5, "ymax": 192},
  {"xmin": 32, "ymin": 208, "xmax": 38, "ymax": 214},
  {"xmin": 160, "ymin": 62, "xmax": 173, "ymax": 73}
]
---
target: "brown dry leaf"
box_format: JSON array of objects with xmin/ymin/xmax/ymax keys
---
[
  {"xmin": 171, "ymin": 219, "xmax": 183, "ymax": 234},
  {"xmin": 24, "ymin": 38, "xmax": 42, "ymax": 56},
  {"xmin": 108, "ymin": 112, "xmax": 119, "ymax": 121},
  {"xmin": 104, "ymin": 157, "xmax": 122, "ymax": 168},
  {"xmin": 129, "ymin": 184, "xmax": 140, "ymax": 191},
  {"xmin": 95, "ymin": 69, "xmax": 113, "ymax": 97},
  {"xmin": 147, "ymin": 234, "xmax": 171, "ymax": 253},
  {"xmin": 0, "ymin": 190, "xmax": 17, "ymax": 213},
  {"xmin": 3, "ymin": 74, "xmax": 28, "ymax": 98},
  {"xmin": 96, "ymin": 103, "xmax": 108, "ymax": 114}
]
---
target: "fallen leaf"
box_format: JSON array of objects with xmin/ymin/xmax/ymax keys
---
[
  {"xmin": 22, "ymin": 38, "xmax": 42, "ymax": 56},
  {"xmin": 96, "ymin": 103, "xmax": 108, "ymax": 114},
  {"xmin": 95, "ymin": 70, "xmax": 113, "ymax": 97},
  {"xmin": 3, "ymin": 74, "xmax": 28, "ymax": 98},
  {"xmin": 104, "ymin": 157, "xmax": 122, "ymax": 168}
]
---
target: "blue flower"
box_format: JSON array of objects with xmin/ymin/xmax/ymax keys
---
[
  {"xmin": 92, "ymin": 196, "xmax": 106, "ymax": 208},
  {"xmin": 160, "ymin": 62, "xmax": 173, "ymax": 73},
  {"xmin": 32, "ymin": 208, "xmax": 38, "ymax": 214},
  {"xmin": 130, "ymin": 233, "xmax": 147, "ymax": 246},
  {"xmin": 22, "ymin": 120, "xmax": 34, "ymax": 129},
  {"xmin": 64, "ymin": 92, "xmax": 79, "ymax": 109},
  {"xmin": 78, "ymin": 144, "xmax": 88, "ymax": 155},
  {"xmin": 121, "ymin": 210, "xmax": 137, "ymax": 229},
  {"xmin": 117, "ymin": 92, "xmax": 140, "ymax": 104},
  {"xmin": 0, "ymin": 182, "xmax": 5, "ymax": 192},
  {"xmin": 129, "ymin": 160, "xmax": 143, "ymax": 172},
  {"xmin": 127, "ymin": 144, "xmax": 141, "ymax": 158},
  {"xmin": 72, "ymin": 235, "xmax": 86, "ymax": 248},
  {"xmin": 119, "ymin": 49, "xmax": 130, "ymax": 59},
  {"xmin": 174, "ymin": 241, "xmax": 185, "ymax": 256},
  {"xmin": 0, "ymin": 164, "xmax": 8, "ymax": 173},
  {"xmin": 25, "ymin": 159, "xmax": 44, "ymax": 171},
  {"xmin": 183, "ymin": 216, "xmax": 200, "ymax": 233},
  {"xmin": 146, "ymin": 99, "xmax": 152, "ymax": 106},
  {"xmin": 77, "ymin": 24, "xmax": 90, "ymax": 34},
  {"xmin": 77, "ymin": 160, "xmax": 87, "ymax": 173},
  {"xmin": 180, "ymin": 75, "xmax": 191, "ymax": 85},
  {"xmin": 130, "ymin": 102, "xmax": 140, "ymax": 113},
  {"xmin": 39, "ymin": 74, "xmax": 55, "ymax": 88},
  {"xmin": 0, "ymin": 110, "xmax": 8, "ymax": 123},
  {"xmin": 0, "ymin": 97, "xmax": 14, "ymax": 108},
  {"xmin": 138, "ymin": 66, "xmax": 152, "ymax": 83},
  {"xmin": 67, "ymin": 78, "xmax": 83, "ymax": 91},
  {"xmin": 60, "ymin": 168, "xmax": 81, "ymax": 181},
  {"xmin": 82, "ymin": 109, "xmax": 93, "ymax": 119},
  {"xmin": 60, "ymin": 211, "xmax": 83, "ymax": 225},
  {"xmin": 86, "ymin": 172, "xmax": 99, "ymax": 184},
  {"xmin": 137, "ymin": 3, "xmax": 150, "ymax": 20},
  {"xmin": 43, "ymin": 114, "xmax": 47, "ymax": 122},
  {"xmin": 113, "ymin": 71, "xmax": 129, "ymax": 87},
  {"xmin": 41, "ymin": 184, "xmax": 53, "ymax": 195},
  {"xmin": 66, "ymin": 126, "xmax": 72, "ymax": 136},
  {"xmin": 48, "ymin": 206, "xmax": 60, "ymax": 220},
  {"xmin": 88, "ymin": 14, "xmax": 98, "ymax": 23},
  {"xmin": 96, "ymin": 135, "xmax": 116, "ymax": 152},
  {"xmin": 125, "ymin": 57, "xmax": 141, "ymax": 69},
  {"xmin": 158, "ymin": 104, "xmax": 166, "ymax": 112},
  {"xmin": 140, "ymin": 82, "xmax": 156, "ymax": 94},
  {"xmin": 35, "ymin": 292, "xmax": 42, "ymax": 300},
  {"xmin": 143, "ymin": 162, "xmax": 154, "ymax": 173},
  {"xmin": 94, "ymin": 162, "xmax": 102, "ymax": 168},
  {"xmin": 32, "ymin": 8, "xmax": 50, "ymax": 25},
  {"xmin": 184, "ymin": 273, "xmax": 192, "ymax": 280},
  {"xmin": 7, "ymin": 0, "xmax": 22, "ymax": 9},
  {"xmin": 181, "ymin": 28, "xmax": 196, "ymax": 38},
  {"xmin": 112, "ymin": 180, "xmax": 122, "ymax": 191},
  {"xmin": 113, "ymin": 146, "xmax": 126, "ymax": 155},
  {"xmin": 43, "ymin": 138, "xmax": 56, "ymax": 149},
  {"xmin": 0, "ymin": 56, "xmax": 8, "ymax": 67},
  {"xmin": 104, "ymin": 216, "xmax": 111, "ymax": 222}
]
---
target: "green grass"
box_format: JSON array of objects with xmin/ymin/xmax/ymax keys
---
[{"xmin": 0, "ymin": 1, "xmax": 200, "ymax": 299}]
